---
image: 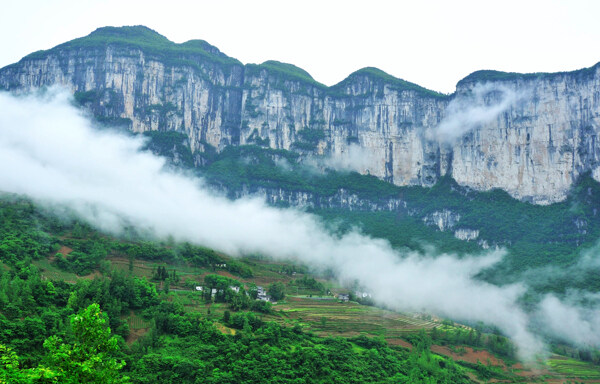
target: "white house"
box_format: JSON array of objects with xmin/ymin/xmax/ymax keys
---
[{"xmin": 338, "ymin": 294, "xmax": 350, "ymax": 302}]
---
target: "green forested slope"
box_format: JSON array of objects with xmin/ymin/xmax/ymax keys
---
[{"xmin": 0, "ymin": 196, "xmax": 472, "ymax": 383}]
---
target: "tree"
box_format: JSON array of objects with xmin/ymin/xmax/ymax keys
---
[
  {"xmin": 41, "ymin": 303, "xmax": 130, "ymax": 383},
  {"xmin": 0, "ymin": 343, "xmax": 60, "ymax": 383},
  {"xmin": 247, "ymin": 283, "xmax": 258, "ymax": 300},
  {"xmin": 268, "ymin": 282, "xmax": 285, "ymax": 301},
  {"xmin": 223, "ymin": 310, "xmax": 231, "ymax": 324},
  {"xmin": 0, "ymin": 304, "xmax": 129, "ymax": 383},
  {"xmin": 0, "ymin": 343, "xmax": 31, "ymax": 384}
]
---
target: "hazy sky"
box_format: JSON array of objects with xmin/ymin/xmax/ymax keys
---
[{"xmin": 2, "ymin": 0, "xmax": 600, "ymax": 93}]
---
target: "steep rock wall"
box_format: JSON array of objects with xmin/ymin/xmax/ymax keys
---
[
  {"xmin": 2, "ymin": 26, "xmax": 600, "ymax": 204},
  {"xmin": 451, "ymin": 69, "xmax": 600, "ymax": 204}
]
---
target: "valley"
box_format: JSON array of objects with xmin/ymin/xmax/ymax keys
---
[{"xmin": 1, "ymin": 23, "xmax": 600, "ymax": 384}]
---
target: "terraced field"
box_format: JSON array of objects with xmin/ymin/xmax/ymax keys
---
[
  {"xmin": 33, "ymin": 258, "xmax": 94, "ymax": 282},
  {"xmin": 545, "ymin": 356, "xmax": 600, "ymax": 381},
  {"xmin": 272, "ymin": 296, "xmax": 437, "ymax": 339},
  {"xmin": 31, "ymin": 251, "xmax": 600, "ymax": 384}
]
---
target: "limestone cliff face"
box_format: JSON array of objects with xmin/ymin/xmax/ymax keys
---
[
  {"xmin": 2, "ymin": 26, "xmax": 600, "ymax": 204},
  {"xmin": 423, "ymin": 210, "xmax": 461, "ymax": 231},
  {"xmin": 239, "ymin": 67, "xmax": 449, "ymax": 187},
  {"xmin": 450, "ymin": 68, "xmax": 600, "ymax": 204},
  {"xmin": 0, "ymin": 41, "xmax": 245, "ymax": 152},
  {"xmin": 224, "ymin": 186, "xmax": 406, "ymax": 212}
]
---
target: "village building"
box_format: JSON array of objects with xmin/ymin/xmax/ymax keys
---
[
  {"xmin": 338, "ymin": 294, "xmax": 349, "ymax": 302},
  {"xmin": 255, "ymin": 286, "xmax": 272, "ymax": 301}
]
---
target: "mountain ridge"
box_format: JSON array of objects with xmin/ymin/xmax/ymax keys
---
[
  {"xmin": 19, "ymin": 25, "xmax": 600, "ymax": 95},
  {"xmin": 2, "ymin": 25, "xmax": 600, "ymax": 204},
  {"xmin": 8, "ymin": 25, "xmax": 600, "ymax": 97}
]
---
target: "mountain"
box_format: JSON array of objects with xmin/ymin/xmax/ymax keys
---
[{"xmin": 1, "ymin": 25, "xmax": 600, "ymax": 204}]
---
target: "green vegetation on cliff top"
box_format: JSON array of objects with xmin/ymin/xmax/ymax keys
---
[
  {"xmin": 331, "ymin": 67, "xmax": 448, "ymax": 99},
  {"xmin": 12, "ymin": 26, "xmax": 443, "ymax": 98},
  {"xmin": 246, "ymin": 60, "xmax": 327, "ymax": 89},
  {"xmin": 458, "ymin": 61, "xmax": 600, "ymax": 86},
  {"xmin": 13, "ymin": 25, "xmax": 600, "ymax": 97},
  {"xmin": 22, "ymin": 25, "xmax": 242, "ymax": 67}
]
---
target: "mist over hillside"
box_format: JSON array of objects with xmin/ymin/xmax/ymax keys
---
[{"xmin": 1, "ymin": 89, "xmax": 600, "ymax": 360}]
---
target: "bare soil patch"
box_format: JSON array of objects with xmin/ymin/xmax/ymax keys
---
[
  {"xmin": 126, "ymin": 327, "xmax": 149, "ymax": 345},
  {"xmin": 386, "ymin": 338, "xmax": 413, "ymax": 349},
  {"xmin": 57, "ymin": 246, "xmax": 73, "ymax": 255},
  {"xmin": 216, "ymin": 270, "xmax": 237, "ymax": 279},
  {"xmin": 431, "ymin": 345, "xmax": 506, "ymax": 367}
]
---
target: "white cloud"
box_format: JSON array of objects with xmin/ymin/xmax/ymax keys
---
[
  {"xmin": 537, "ymin": 295, "xmax": 600, "ymax": 346},
  {"xmin": 434, "ymin": 83, "xmax": 528, "ymax": 142},
  {"xmin": 1, "ymin": 88, "xmax": 599, "ymax": 359},
  {"xmin": 318, "ymin": 144, "xmax": 378, "ymax": 174}
]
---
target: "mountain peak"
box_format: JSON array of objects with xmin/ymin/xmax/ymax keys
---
[
  {"xmin": 457, "ymin": 62, "xmax": 600, "ymax": 87},
  {"xmin": 244, "ymin": 60, "xmax": 323, "ymax": 86},
  {"xmin": 20, "ymin": 25, "xmax": 240, "ymax": 67},
  {"xmin": 87, "ymin": 25, "xmax": 169, "ymax": 44},
  {"xmin": 333, "ymin": 67, "xmax": 448, "ymax": 99}
]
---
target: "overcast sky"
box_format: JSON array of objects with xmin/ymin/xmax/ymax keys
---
[{"xmin": 2, "ymin": 0, "xmax": 599, "ymax": 93}]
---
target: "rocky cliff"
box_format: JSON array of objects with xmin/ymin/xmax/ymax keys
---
[
  {"xmin": 450, "ymin": 69, "xmax": 600, "ymax": 204},
  {"xmin": 2, "ymin": 25, "xmax": 599, "ymax": 204}
]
